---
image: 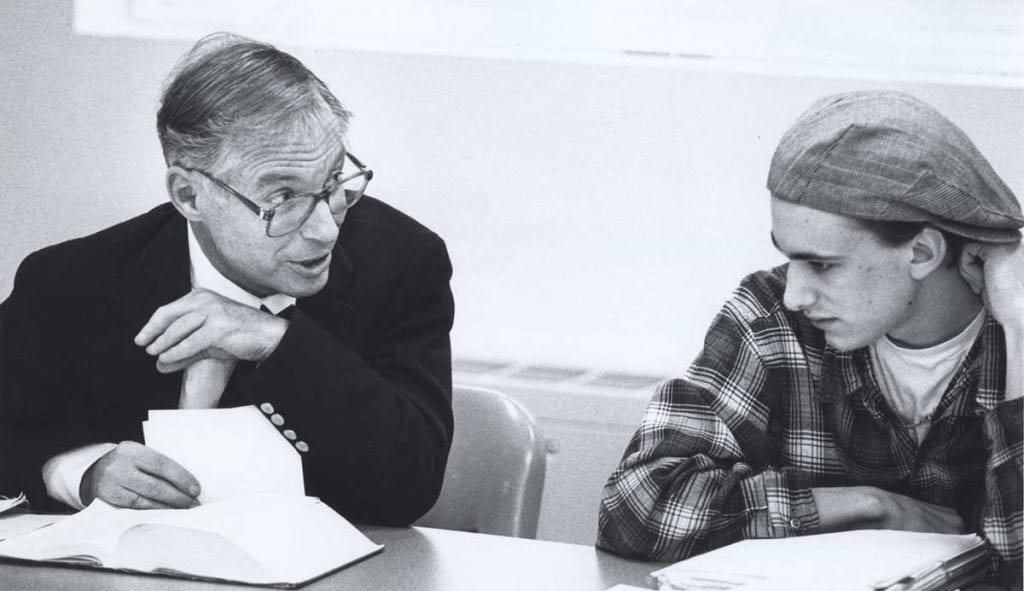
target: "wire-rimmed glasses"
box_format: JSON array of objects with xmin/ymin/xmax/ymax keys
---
[{"xmin": 177, "ymin": 152, "xmax": 373, "ymax": 237}]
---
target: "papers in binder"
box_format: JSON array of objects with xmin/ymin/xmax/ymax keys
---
[
  {"xmin": 0, "ymin": 494, "xmax": 383, "ymax": 587},
  {"xmin": 143, "ymin": 406, "xmax": 304, "ymax": 503},
  {"xmin": 651, "ymin": 530, "xmax": 989, "ymax": 591}
]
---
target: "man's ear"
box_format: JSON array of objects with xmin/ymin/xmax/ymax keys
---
[
  {"xmin": 908, "ymin": 227, "xmax": 946, "ymax": 280},
  {"xmin": 165, "ymin": 165, "xmax": 203, "ymax": 222}
]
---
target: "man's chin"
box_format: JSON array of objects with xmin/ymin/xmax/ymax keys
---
[
  {"xmin": 823, "ymin": 333, "xmax": 870, "ymax": 353},
  {"xmin": 280, "ymin": 271, "xmax": 330, "ymax": 298}
]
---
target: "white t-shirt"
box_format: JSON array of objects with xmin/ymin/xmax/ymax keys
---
[{"xmin": 869, "ymin": 310, "xmax": 986, "ymax": 444}]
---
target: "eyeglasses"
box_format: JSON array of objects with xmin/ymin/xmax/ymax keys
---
[{"xmin": 177, "ymin": 152, "xmax": 373, "ymax": 237}]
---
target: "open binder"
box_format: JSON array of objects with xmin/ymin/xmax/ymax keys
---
[
  {"xmin": 0, "ymin": 493, "xmax": 383, "ymax": 587},
  {"xmin": 651, "ymin": 530, "xmax": 989, "ymax": 591}
]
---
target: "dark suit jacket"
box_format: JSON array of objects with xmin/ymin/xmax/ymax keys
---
[{"xmin": 0, "ymin": 198, "xmax": 454, "ymax": 524}]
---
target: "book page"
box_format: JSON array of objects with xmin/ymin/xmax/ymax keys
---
[
  {"xmin": 110, "ymin": 523, "xmax": 277, "ymax": 583},
  {"xmin": 0, "ymin": 494, "xmax": 382, "ymax": 586},
  {"xmin": 0, "ymin": 513, "xmax": 68, "ymax": 542},
  {"xmin": 155, "ymin": 494, "xmax": 383, "ymax": 583},
  {"xmin": 0, "ymin": 501, "xmax": 127, "ymax": 563}
]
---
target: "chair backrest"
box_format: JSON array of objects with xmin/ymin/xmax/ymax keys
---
[{"xmin": 415, "ymin": 385, "xmax": 547, "ymax": 538}]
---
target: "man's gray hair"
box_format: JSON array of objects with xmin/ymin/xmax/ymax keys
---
[{"xmin": 157, "ymin": 33, "xmax": 351, "ymax": 168}]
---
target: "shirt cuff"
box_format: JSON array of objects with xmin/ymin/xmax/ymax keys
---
[{"xmin": 41, "ymin": 443, "xmax": 117, "ymax": 510}]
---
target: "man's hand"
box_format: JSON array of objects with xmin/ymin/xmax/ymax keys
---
[
  {"xmin": 813, "ymin": 486, "xmax": 964, "ymax": 534},
  {"xmin": 959, "ymin": 241, "xmax": 1024, "ymax": 332},
  {"xmin": 959, "ymin": 241, "xmax": 1024, "ymax": 401},
  {"xmin": 134, "ymin": 289, "xmax": 288, "ymax": 373},
  {"xmin": 80, "ymin": 441, "xmax": 201, "ymax": 509}
]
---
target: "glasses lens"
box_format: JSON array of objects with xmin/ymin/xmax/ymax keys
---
[
  {"xmin": 340, "ymin": 172, "xmax": 369, "ymax": 207},
  {"xmin": 267, "ymin": 196, "xmax": 317, "ymax": 237}
]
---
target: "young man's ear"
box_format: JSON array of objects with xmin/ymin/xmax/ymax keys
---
[
  {"xmin": 908, "ymin": 227, "xmax": 947, "ymax": 280},
  {"xmin": 165, "ymin": 165, "xmax": 203, "ymax": 222}
]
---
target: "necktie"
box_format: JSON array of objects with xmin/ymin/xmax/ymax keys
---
[
  {"xmin": 179, "ymin": 358, "xmax": 236, "ymax": 409},
  {"xmin": 178, "ymin": 305, "xmax": 293, "ymax": 409},
  {"xmin": 261, "ymin": 304, "xmax": 296, "ymax": 320}
]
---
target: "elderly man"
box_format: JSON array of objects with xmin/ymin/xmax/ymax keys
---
[
  {"xmin": 599, "ymin": 91, "xmax": 1022, "ymax": 584},
  {"xmin": 0, "ymin": 34, "xmax": 454, "ymax": 525}
]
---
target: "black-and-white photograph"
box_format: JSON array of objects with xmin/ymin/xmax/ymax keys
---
[{"xmin": 0, "ymin": 1, "xmax": 1021, "ymax": 589}]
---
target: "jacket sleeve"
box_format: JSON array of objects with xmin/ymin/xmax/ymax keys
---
[
  {"xmin": 980, "ymin": 396, "xmax": 1023, "ymax": 586},
  {"xmin": 0, "ymin": 254, "xmax": 99, "ymax": 510},
  {"xmin": 234, "ymin": 233, "xmax": 455, "ymax": 526},
  {"xmin": 597, "ymin": 307, "xmax": 819, "ymax": 561}
]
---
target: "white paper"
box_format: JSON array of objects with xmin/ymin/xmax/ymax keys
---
[
  {"xmin": 143, "ymin": 405, "xmax": 304, "ymax": 503},
  {"xmin": 0, "ymin": 514, "xmax": 68, "ymax": 542},
  {"xmin": 0, "ymin": 494, "xmax": 382, "ymax": 585},
  {"xmin": 652, "ymin": 530, "xmax": 985, "ymax": 591},
  {"xmin": 0, "ymin": 493, "xmax": 28, "ymax": 515}
]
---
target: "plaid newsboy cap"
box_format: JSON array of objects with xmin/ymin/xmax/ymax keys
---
[{"xmin": 767, "ymin": 90, "xmax": 1022, "ymax": 243}]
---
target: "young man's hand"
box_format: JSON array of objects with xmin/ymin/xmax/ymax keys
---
[
  {"xmin": 959, "ymin": 241, "xmax": 1024, "ymax": 333},
  {"xmin": 813, "ymin": 486, "xmax": 964, "ymax": 534},
  {"xmin": 959, "ymin": 241, "xmax": 1024, "ymax": 401}
]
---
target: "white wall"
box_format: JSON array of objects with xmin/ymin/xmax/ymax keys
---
[
  {"xmin": 3, "ymin": 0, "xmax": 1023, "ymax": 543},
  {"xmin": 4, "ymin": 3, "xmax": 1022, "ymax": 378}
]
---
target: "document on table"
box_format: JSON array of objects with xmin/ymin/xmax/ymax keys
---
[
  {"xmin": 143, "ymin": 406, "xmax": 304, "ymax": 503},
  {"xmin": 651, "ymin": 529, "xmax": 988, "ymax": 591},
  {"xmin": 0, "ymin": 494, "xmax": 382, "ymax": 587}
]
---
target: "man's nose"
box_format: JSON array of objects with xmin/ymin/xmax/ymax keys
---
[
  {"xmin": 300, "ymin": 199, "xmax": 340, "ymax": 243},
  {"xmin": 782, "ymin": 264, "xmax": 815, "ymax": 312}
]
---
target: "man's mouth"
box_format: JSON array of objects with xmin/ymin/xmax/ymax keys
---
[
  {"xmin": 807, "ymin": 316, "xmax": 837, "ymax": 329},
  {"xmin": 289, "ymin": 253, "xmax": 331, "ymax": 274}
]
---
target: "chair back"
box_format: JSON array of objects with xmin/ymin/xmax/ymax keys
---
[{"xmin": 416, "ymin": 385, "xmax": 547, "ymax": 538}]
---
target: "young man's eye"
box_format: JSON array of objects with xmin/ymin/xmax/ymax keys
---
[{"xmin": 808, "ymin": 261, "xmax": 833, "ymax": 272}]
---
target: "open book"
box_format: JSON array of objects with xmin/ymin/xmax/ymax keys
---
[
  {"xmin": 651, "ymin": 530, "xmax": 989, "ymax": 591},
  {"xmin": 0, "ymin": 493, "xmax": 382, "ymax": 587}
]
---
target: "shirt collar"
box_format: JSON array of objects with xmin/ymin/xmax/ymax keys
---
[
  {"xmin": 812, "ymin": 314, "xmax": 1003, "ymax": 415},
  {"xmin": 187, "ymin": 224, "xmax": 296, "ymax": 314}
]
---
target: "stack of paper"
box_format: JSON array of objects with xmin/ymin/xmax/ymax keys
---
[
  {"xmin": 143, "ymin": 406, "xmax": 304, "ymax": 503},
  {"xmin": 651, "ymin": 530, "xmax": 989, "ymax": 591},
  {"xmin": 0, "ymin": 494, "xmax": 67, "ymax": 543}
]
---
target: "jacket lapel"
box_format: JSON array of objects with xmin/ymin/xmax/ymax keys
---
[
  {"xmin": 90, "ymin": 213, "xmax": 192, "ymax": 413},
  {"xmin": 297, "ymin": 237, "xmax": 357, "ymax": 339}
]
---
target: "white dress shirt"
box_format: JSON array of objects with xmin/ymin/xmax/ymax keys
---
[{"xmin": 41, "ymin": 224, "xmax": 295, "ymax": 509}]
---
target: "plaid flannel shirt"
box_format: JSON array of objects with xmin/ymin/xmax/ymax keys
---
[{"xmin": 598, "ymin": 266, "xmax": 1023, "ymax": 583}]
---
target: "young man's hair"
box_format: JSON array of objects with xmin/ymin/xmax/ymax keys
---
[{"xmin": 855, "ymin": 219, "xmax": 966, "ymax": 267}]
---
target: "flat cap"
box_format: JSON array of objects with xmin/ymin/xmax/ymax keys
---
[{"xmin": 768, "ymin": 90, "xmax": 1022, "ymax": 243}]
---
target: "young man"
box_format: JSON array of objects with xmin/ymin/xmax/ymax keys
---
[
  {"xmin": 598, "ymin": 91, "xmax": 1022, "ymax": 584},
  {"xmin": 0, "ymin": 34, "xmax": 455, "ymax": 525}
]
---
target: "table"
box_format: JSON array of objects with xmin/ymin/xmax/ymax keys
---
[{"xmin": 0, "ymin": 525, "xmax": 663, "ymax": 591}]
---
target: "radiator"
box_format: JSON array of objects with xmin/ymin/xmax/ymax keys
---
[{"xmin": 453, "ymin": 358, "xmax": 667, "ymax": 545}]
